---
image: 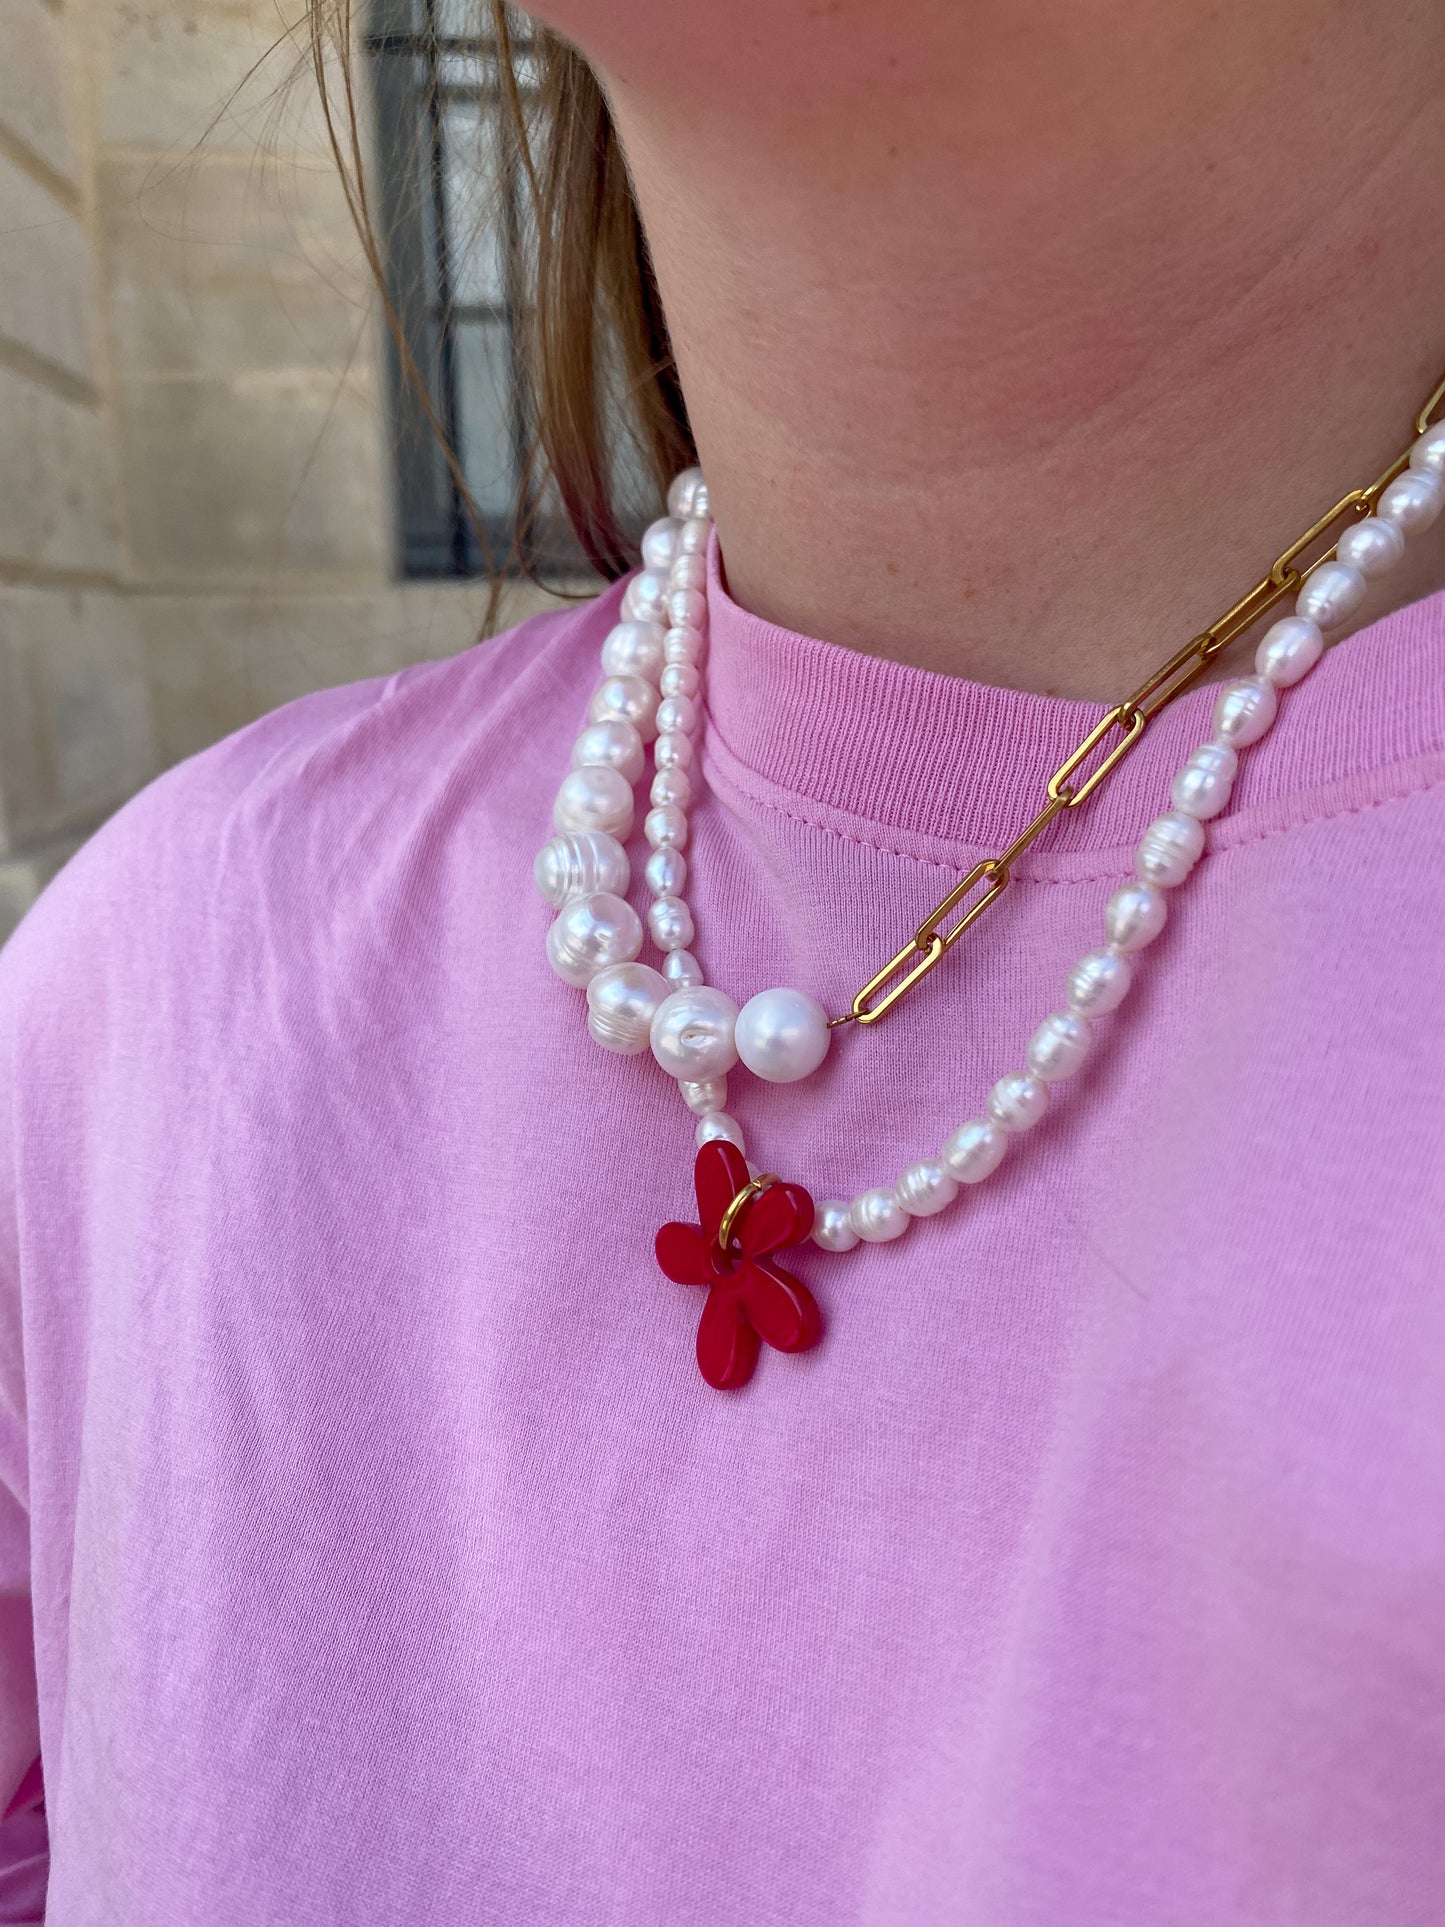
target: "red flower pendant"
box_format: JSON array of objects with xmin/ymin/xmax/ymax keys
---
[{"xmin": 655, "ymin": 1140, "xmax": 821, "ymax": 1389}]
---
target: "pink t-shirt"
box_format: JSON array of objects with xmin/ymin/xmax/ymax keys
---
[{"xmin": 1, "ymin": 554, "xmax": 1444, "ymax": 1925}]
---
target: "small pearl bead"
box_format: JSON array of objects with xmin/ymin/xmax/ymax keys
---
[
  {"xmin": 696, "ymin": 1111, "xmax": 745, "ymax": 1151},
  {"xmin": 1134, "ymin": 812, "xmax": 1205, "ymax": 889},
  {"xmin": 664, "ymin": 626, "xmax": 706, "ymax": 667},
  {"xmin": 1210, "ymin": 676, "xmax": 1277, "ymax": 749},
  {"xmin": 849, "ymin": 1187, "xmax": 909, "ymax": 1243},
  {"xmin": 650, "ymin": 766, "xmax": 693, "ymax": 811},
  {"xmin": 651, "ymin": 986, "xmax": 739, "ymax": 1079},
  {"xmin": 1255, "ymin": 615, "xmax": 1324, "ymax": 687},
  {"xmin": 654, "ymin": 731, "xmax": 695, "ymax": 774},
  {"xmin": 678, "ymin": 516, "xmax": 711, "ymax": 556},
  {"xmin": 553, "ymin": 763, "xmax": 634, "ymax": 838},
  {"xmin": 1026, "ymin": 1010, "xmax": 1092, "ymax": 1083},
  {"xmin": 1294, "ymin": 560, "xmax": 1366, "ymax": 631},
  {"xmin": 1105, "ymin": 880, "xmax": 1167, "ymax": 951},
  {"xmin": 621, "ymin": 569, "xmax": 669, "ymax": 626},
  {"xmin": 1170, "ymin": 741, "xmax": 1237, "ymax": 821},
  {"xmin": 585, "ymin": 962, "xmax": 670, "ymax": 1054},
  {"xmin": 640, "ymin": 517, "xmax": 681, "ymax": 572},
  {"xmin": 667, "ymin": 588, "xmax": 708, "ymax": 632},
  {"xmin": 648, "ymin": 896, "xmax": 695, "ymax": 952},
  {"xmin": 690, "ymin": 483, "xmax": 711, "ymax": 520},
  {"xmin": 663, "ymin": 949, "xmax": 705, "ymax": 990},
  {"xmin": 645, "ymin": 846, "xmax": 687, "ymax": 897},
  {"xmin": 655, "ymin": 694, "xmax": 699, "ymax": 737},
  {"xmin": 679, "ymin": 1076, "xmax": 726, "ymax": 1116},
  {"xmin": 669, "ymin": 553, "xmax": 707, "ymax": 594},
  {"xmin": 1065, "ymin": 948, "xmax": 1132, "ymax": 1018},
  {"xmin": 941, "ymin": 1118, "xmax": 1008, "ymax": 1183},
  {"xmin": 812, "ymin": 1199, "xmax": 860, "ymax": 1252},
  {"xmin": 1407, "ymin": 420, "xmax": 1445, "ymax": 477},
  {"xmin": 589, "ymin": 674, "xmax": 659, "ymax": 742},
  {"xmin": 600, "ymin": 619, "xmax": 666, "ymax": 682},
  {"xmin": 659, "ymin": 661, "xmax": 699, "ymax": 700},
  {"xmin": 1376, "ymin": 468, "xmax": 1444, "ymax": 535},
  {"xmin": 734, "ymin": 987, "xmax": 832, "ymax": 1084},
  {"xmin": 571, "ymin": 718, "xmax": 644, "ymax": 785},
  {"xmin": 545, "ymin": 891, "xmax": 643, "ymax": 987},
  {"xmin": 667, "ymin": 466, "xmax": 705, "ymax": 518},
  {"xmin": 644, "ymin": 804, "xmax": 688, "ymax": 850},
  {"xmin": 533, "ymin": 830, "xmax": 628, "ymax": 908},
  {"xmin": 1335, "ymin": 515, "xmax": 1405, "ymax": 580},
  {"xmin": 988, "ymin": 1071, "xmax": 1049, "ymax": 1134},
  {"xmin": 895, "ymin": 1159, "xmax": 958, "ymax": 1218}
]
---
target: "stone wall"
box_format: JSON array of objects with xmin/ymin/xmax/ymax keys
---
[{"xmin": 0, "ymin": 0, "xmax": 562, "ymax": 938}]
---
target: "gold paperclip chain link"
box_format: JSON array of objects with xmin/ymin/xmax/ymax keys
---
[{"xmin": 833, "ymin": 367, "xmax": 1445, "ymax": 1027}]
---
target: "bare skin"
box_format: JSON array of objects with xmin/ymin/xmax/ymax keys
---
[{"xmin": 529, "ymin": 1, "xmax": 1445, "ymax": 697}]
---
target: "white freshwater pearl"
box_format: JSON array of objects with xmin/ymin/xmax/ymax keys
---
[
  {"xmin": 849, "ymin": 1187, "xmax": 909, "ymax": 1243},
  {"xmin": 1170, "ymin": 741, "xmax": 1237, "ymax": 821},
  {"xmin": 1336, "ymin": 515, "xmax": 1405, "ymax": 580},
  {"xmin": 1104, "ymin": 879, "xmax": 1168, "ymax": 951},
  {"xmin": 667, "ymin": 588, "xmax": 708, "ymax": 632},
  {"xmin": 589, "ymin": 674, "xmax": 659, "ymax": 742},
  {"xmin": 734, "ymin": 987, "xmax": 832, "ymax": 1084},
  {"xmin": 553, "ymin": 763, "xmax": 634, "ymax": 839},
  {"xmin": 1408, "ymin": 420, "xmax": 1445, "ymax": 477},
  {"xmin": 663, "ymin": 949, "xmax": 705, "ymax": 990},
  {"xmin": 1026, "ymin": 1010, "xmax": 1092, "ymax": 1083},
  {"xmin": 1294, "ymin": 559, "xmax": 1366, "ymax": 630},
  {"xmin": 600, "ymin": 619, "xmax": 666, "ymax": 682},
  {"xmin": 545, "ymin": 891, "xmax": 643, "ymax": 987},
  {"xmin": 812, "ymin": 1199, "xmax": 860, "ymax": 1253},
  {"xmin": 941, "ymin": 1117, "xmax": 1008, "ymax": 1183},
  {"xmin": 1065, "ymin": 948, "xmax": 1133, "ymax": 1018},
  {"xmin": 1210, "ymin": 676, "xmax": 1277, "ymax": 749},
  {"xmin": 640, "ymin": 517, "xmax": 682, "ymax": 572},
  {"xmin": 650, "ymin": 766, "xmax": 693, "ymax": 811},
  {"xmin": 659, "ymin": 661, "xmax": 700, "ymax": 701},
  {"xmin": 655, "ymin": 694, "xmax": 699, "ymax": 738},
  {"xmin": 585, "ymin": 962, "xmax": 670, "ymax": 1054},
  {"xmin": 651, "ymin": 986, "xmax": 739, "ymax": 1079},
  {"xmin": 691, "ymin": 483, "xmax": 711, "ymax": 520},
  {"xmin": 648, "ymin": 896, "xmax": 696, "ymax": 952},
  {"xmin": 1376, "ymin": 468, "xmax": 1444, "ymax": 535},
  {"xmin": 987, "ymin": 1071, "xmax": 1049, "ymax": 1134},
  {"xmin": 621, "ymin": 569, "xmax": 670, "ymax": 626},
  {"xmin": 696, "ymin": 1111, "xmax": 745, "ymax": 1151},
  {"xmin": 664, "ymin": 626, "xmax": 706, "ymax": 668},
  {"xmin": 1255, "ymin": 615, "xmax": 1324, "ymax": 686},
  {"xmin": 644, "ymin": 804, "xmax": 688, "ymax": 850},
  {"xmin": 571, "ymin": 718, "xmax": 644, "ymax": 785},
  {"xmin": 1134, "ymin": 812, "xmax": 1206, "ymax": 889},
  {"xmin": 669, "ymin": 553, "xmax": 707, "ymax": 594},
  {"xmin": 654, "ymin": 731, "xmax": 695, "ymax": 773},
  {"xmin": 533, "ymin": 830, "xmax": 629, "ymax": 908},
  {"xmin": 645, "ymin": 846, "xmax": 687, "ymax": 897},
  {"xmin": 667, "ymin": 466, "xmax": 705, "ymax": 518},
  {"xmin": 895, "ymin": 1159, "xmax": 958, "ymax": 1218},
  {"xmin": 678, "ymin": 516, "xmax": 711, "ymax": 556},
  {"xmin": 679, "ymin": 1076, "xmax": 727, "ymax": 1117}
]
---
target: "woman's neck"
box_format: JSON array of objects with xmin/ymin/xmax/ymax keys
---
[{"xmin": 581, "ymin": 0, "xmax": 1445, "ymax": 695}]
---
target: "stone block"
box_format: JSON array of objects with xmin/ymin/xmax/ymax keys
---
[
  {"xmin": 0, "ymin": 0, "xmax": 76, "ymax": 186},
  {"xmin": 0, "ymin": 368, "xmax": 121, "ymax": 574},
  {"xmin": 0, "ymin": 157, "xmax": 96, "ymax": 383}
]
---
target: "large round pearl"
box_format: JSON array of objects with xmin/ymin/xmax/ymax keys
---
[
  {"xmin": 589, "ymin": 674, "xmax": 659, "ymax": 742},
  {"xmin": 663, "ymin": 948, "xmax": 705, "ymax": 989},
  {"xmin": 895, "ymin": 1159, "xmax": 958, "ymax": 1218},
  {"xmin": 1255, "ymin": 615, "xmax": 1324, "ymax": 687},
  {"xmin": 1408, "ymin": 420, "xmax": 1445, "ymax": 477},
  {"xmin": 651, "ymin": 986, "xmax": 739, "ymax": 1079},
  {"xmin": 1026, "ymin": 1010, "xmax": 1092, "ymax": 1083},
  {"xmin": 571, "ymin": 718, "xmax": 644, "ymax": 785},
  {"xmin": 553, "ymin": 763, "xmax": 634, "ymax": 839},
  {"xmin": 1065, "ymin": 947, "xmax": 1132, "ymax": 1018},
  {"xmin": 812, "ymin": 1199, "xmax": 860, "ymax": 1252},
  {"xmin": 585, "ymin": 962, "xmax": 670, "ymax": 1054},
  {"xmin": 1294, "ymin": 559, "xmax": 1366, "ymax": 630},
  {"xmin": 667, "ymin": 466, "xmax": 705, "ymax": 518},
  {"xmin": 644, "ymin": 846, "xmax": 687, "ymax": 897},
  {"xmin": 648, "ymin": 896, "xmax": 695, "ymax": 952},
  {"xmin": 1336, "ymin": 515, "xmax": 1405, "ymax": 580},
  {"xmin": 545, "ymin": 892, "xmax": 643, "ymax": 987},
  {"xmin": 849, "ymin": 1187, "xmax": 909, "ymax": 1243},
  {"xmin": 987, "ymin": 1071, "xmax": 1049, "ymax": 1133},
  {"xmin": 679, "ymin": 1076, "xmax": 727, "ymax": 1116},
  {"xmin": 621, "ymin": 569, "xmax": 669, "ymax": 626},
  {"xmin": 696, "ymin": 1111, "xmax": 745, "ymax": 1151},
  {"xmin": 1104, "ymin": 879, "xmax": 1167, "ymax": 951},
  {"xmin": 659, "ymin": 661, "xmax": 700, "ymax": 701},
  {"xmin": 640, "ymin": 517, "xmax": 681, "ymax": 572},
  {"xmin": 644, "ymin": 804, "xmax": 688, "ymax": 850},
  {"xmin": 1376, "ymin": 468, "xmax": 1443, "ymax": 535},
  {"xmin": 941, "ymin": 1117, "xmax": 1008, "ymax": 1183},
  {"xmin": 600, "ymin": 619, "xmax": 666, "ymax": 682},
  {"xmin": 1170, "ymin": 741, "xmax": 1237, "ymax": 821},
  {"xmin": 734, "ymin": 987, "xmax": 832, "ymax": 1083},
  {"xmin": 1210, "ymin": 675, "xmax": 1277, "ymax": 749},
  {"xmin": 533, "ymin": 830, "xmax": 628, "ymax": 907},
  {"xmin": 650, "ymin": 766, "xmax": 693, "ymax": 811},
  {"xmin": 655, "ymin": 694, "xmax": 699, "ymax": 737},
  {"xmin": 1134, "ymin": 812, "xmax": 1205, "ymax": 889}
]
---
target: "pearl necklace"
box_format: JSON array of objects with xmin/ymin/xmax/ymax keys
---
[{"xmin": 535, "ymin": 391, "xmax": 1445, "ymax": 1386}]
